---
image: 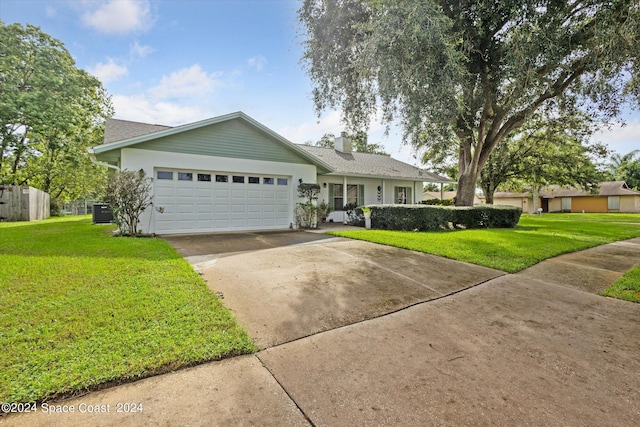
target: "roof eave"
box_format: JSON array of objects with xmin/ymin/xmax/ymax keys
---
[
  {"xmin": 321, "ymin": 171, "xmax": 452, "ymax": 182},
  {"xmin": 91, "ymin": 112, "xmax": 334, "ymax": 173}
]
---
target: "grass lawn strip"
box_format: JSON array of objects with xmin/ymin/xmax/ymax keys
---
[
  {"xmin": 0, "ymin": 216, "xmax": 256, "ymax": 403},
  {"xmin": 604, "ymin": 265, "xmax": 640, "ymax": 303},
  {"xmin": 329, "ymin": 214, "xmax": 640, "ymax": 273}
]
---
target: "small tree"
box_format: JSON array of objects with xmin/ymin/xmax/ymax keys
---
[
  {"xmin": 295, "ymin": 183, "xmax": 321, "ymax": 228},
  {"xmin": 103, "ymin": 169, "xmax": 152, "ymax": 235}
]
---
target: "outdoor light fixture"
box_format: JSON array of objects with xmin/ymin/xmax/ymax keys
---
[
  {"xmin": 323, "ymin": 183, "xmax": 327, "ymax": 188},
  {"xmin": 299, "ymin": 178, "xmax": 303, "ymax": 183}
]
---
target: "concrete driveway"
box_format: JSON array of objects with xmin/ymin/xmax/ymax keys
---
[
  {"xmin": 5, "ymin": 236, "xmax": 640, "ymax": 426},
  {"xmin": 168, "ymin": 232, "xmax": 505, "ymax": 348}
]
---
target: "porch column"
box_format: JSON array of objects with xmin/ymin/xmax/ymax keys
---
[
  {"xmin": 343, "ymin": 176, "xmax": 348, "ymax": 223},
  {"xmin": 440, "ymin": 182, "xmax": 444, "ymax": 200},
  {"xmin": 382, "ymin": 179, "xmax": 386, "ymax": 204}
]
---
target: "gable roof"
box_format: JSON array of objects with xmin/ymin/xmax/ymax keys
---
[
  {"xmin": 104, "ymin": 119, "xmax": 172, "ymax": 144},
  {"xmin": 297, "ymin": 145, "xmax": 451, "ymax": 182},
  {"xmin": 494, "ymin": 181, "xmax": 640, "ymax": 199},
  {"xmin": 91, "ymin": 112, "xmax": 333, "ymax": 173}
]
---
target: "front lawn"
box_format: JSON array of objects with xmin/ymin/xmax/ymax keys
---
[
  {"xmin": 604, "ymin": 265, "xmax": 640, "ymax": 303},
  {"xmin": 330, "ymin": 213, "xmax": 640, "ymax": 273},
  {"xmin": 0, "ymin": 216, "xmax": 256, "ymax": 403}
]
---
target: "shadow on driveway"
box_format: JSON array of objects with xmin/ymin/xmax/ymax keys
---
[{"xmin": 162, "ymin": 229, "xmax": 335, "ymax": 258}]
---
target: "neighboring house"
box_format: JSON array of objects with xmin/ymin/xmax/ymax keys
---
[
  {"xmin": 90, "ymin": 112, "xmax": 449, "ymax": 234},
  {"xmin": 422, "ymin": 191, "xmax": 485, "ymax": 205},
  {"xmin": 493, "ymin": 181, "xmax": 640, "ymax": 214}
]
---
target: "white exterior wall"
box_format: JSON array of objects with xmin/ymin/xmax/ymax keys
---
[
  {"xmin": 121, "ymin": 148, "xmax": 317, "ymax": 233},
  {"xmin": 316, "ymin": 175, "xmax": 423, "ymax": 222}
]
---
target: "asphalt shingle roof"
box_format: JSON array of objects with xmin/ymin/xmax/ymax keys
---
[
  {"xmin": 297, "ymin": 145, "xmax": 449, "ymax": 182},
  {"xmin": 494, "ymin": 181, "xmax": 640, "ymax": 198},
  {"xmin": 101, "ymin": 117, "xmax": 449, "ymax": 182},
  {"xmin": 104, "ymin": 118, "xmax": 172, "ymax": 144}
]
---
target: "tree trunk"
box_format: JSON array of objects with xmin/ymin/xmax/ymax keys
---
[
  {"xmin": 484, "ymin": 188, "xmax": 494, "ymax": 204},
  {"xmin": 455, "ymin": 172, "xmax": 478, "ymax": 206}
]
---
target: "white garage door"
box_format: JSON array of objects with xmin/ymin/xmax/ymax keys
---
[{"xmin": 153, "ymin": 169, "xmax": 291, "ymax": 234}]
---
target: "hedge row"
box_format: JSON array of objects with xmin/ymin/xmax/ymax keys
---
[{"xmin": 359, "ymin": 204, "xmax": 522, "ymax": 231}]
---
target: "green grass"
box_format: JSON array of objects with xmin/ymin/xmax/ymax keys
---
[
  {"xmin": 330, "ymin": 213, "xmax": 640, "ymax": 273},
  {"xmin": 604, "ymin": 265, "xmax": 640, "ymax": 303},
  {"xmin": 0, "ymin": 216, "xmax": 256, "ymax": 403}
]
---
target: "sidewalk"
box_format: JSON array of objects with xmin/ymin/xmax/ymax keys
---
[{"xmin": 3, "ymin": 238, "xmax": 639, "ymax": 426}]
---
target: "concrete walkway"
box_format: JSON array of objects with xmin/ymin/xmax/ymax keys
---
[{"xmin": 3, "ymin": 237, "xmax": 640, "ymax": 426}]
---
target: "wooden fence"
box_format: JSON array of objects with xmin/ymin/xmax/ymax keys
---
[{"xmin": 0, "ymin": 186, "xmax": 50, "ymax": 222}]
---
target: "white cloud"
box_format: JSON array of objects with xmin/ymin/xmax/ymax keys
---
[
  {"xmin": 87, "ymin": 58, "xmax": 128, "ymax": 83},
  {"xmin": 82, "ymin": 0, "xmax": 152, "ymax": 34},
  {"xmin": 130, "ymin": 41, "xmax": 154, "ymax": 58},
  {"xmin": 592, "ymin": 119, "xmax": 640, "ymax": 156},
  {"xmin": 278, "ymin": 110, "xmax": 344, "ymax": 145},
  {"xmin": 247, "ymin": 55, "xmax": 267, "ymax": 72},
  {"xmin": 110, "ymin": 64, "xmax": 226, "ymax": 125},
  {"xmin": 148, "ymin": 64, "xmax": 222, "ymax": 100},
  {"xmin": 112, "ymin": 94, "xmax": 210, "ymax": 126}
]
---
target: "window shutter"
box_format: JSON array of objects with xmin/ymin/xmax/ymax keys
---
[
  {"xmin": 407, "ymin": 187, "xmax": 412, "ymax": 204},
  {"xmin": 358, "ymin": 185, "xmax": 365, "ymax": 205},
  {"xmin": 394, "ymin": 187, "xmax": 399, "ymax": 203}
]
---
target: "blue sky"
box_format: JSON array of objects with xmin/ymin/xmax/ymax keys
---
[{"xmin": 1, "ymin": 0, "xmax": 638, "ymax": 167}]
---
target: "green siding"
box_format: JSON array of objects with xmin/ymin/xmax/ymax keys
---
[{"xmin": 134, "ymin": 118, "xmax": 310, "ymax": 164}]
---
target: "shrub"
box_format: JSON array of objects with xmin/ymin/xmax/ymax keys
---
[
  {"xmin": 103, "ymin": 169, "xmax": 152, "ymax": 235},
  {"xmin": 296, "ymin": 183, "xmax": 322, "ymax": 228},
  {"xmin": 367, "ymin": 204, "xmax": 521, "ymax": 231},
  {"xmin": 421, "ymin": 198, "xmax": 455, "ymax": 206}
]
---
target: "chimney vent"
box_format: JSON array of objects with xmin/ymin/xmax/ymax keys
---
[{"xmin": 335, "ymin": 133, "xmax": 352, "ymax": 153}]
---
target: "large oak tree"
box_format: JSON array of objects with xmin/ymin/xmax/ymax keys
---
[
  {"xmin": 0, "ymin": 22, "xmax": 112, "ymax": 208},
  {"xmin": 479, "ymin": 111, "xmax": 608, "ymax": 204},
  {"xmin": 299, "ymin": 0, "xmax": 640, "ymax": 205}
]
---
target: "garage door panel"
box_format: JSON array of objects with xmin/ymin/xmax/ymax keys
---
[
  {"xmin": 215, "ymin": 204, "xmax": 230, "ymax": 213},
  {"xmin": 196, "ymin": 188, "xmax": 213, "ymax": 197},
  {"xmin": 195, "ymin": 204, "xmax": 212, "ymax": 213},
  {"xmin": 232, "ymin": 189, "xmax": 247, "ymax": 198},
  {"xmin": 231, "ymin": 204, "xmax": 246, "ymax": 214},
  {"xmin": 262, "ymin": 218, "xmax": 276, "ymax": 226},
  {"xmin": 215, "ymin": 219, "xmax": 230, "ymax": 228},
  {"xmin": 196, "ymin": 219, "xmax": 213, "ymax": 228},
  {"xmin": 177, "ymin": 204, "xmax": 195, "ymax": 214},
  {"xmin": 154, "ymin": 168, "xmax": 290, "ymax": 234}
]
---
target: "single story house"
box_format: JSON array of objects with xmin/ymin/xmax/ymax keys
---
[
  {"xmin": 493, "ymin": 181, "xmax": 640, "ymax": 214},
  {"xmin": 90, "ymin": 112, "xmax": 449, "ymax": 234}
]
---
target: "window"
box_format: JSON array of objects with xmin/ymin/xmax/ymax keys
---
[
  {"xmin": 394, "ymin": 187, "xmax": 412, "ymax": 204},
  {"xmin": 215, "ymin": 175, "xmax": 228, "ymax": 183},
  {"xmin": 608, "ymin": 196, "xmax": 620, "ymax": 210},
  {"xmin": 277, "ymin": 177, "xmax": 288, "ymax": 186},
  {"xmin": 178, "ymin": 172, "xmax": 193, "ymax": 181},
  {"xmin": 232, "ymin": 176, "xmax": 245, "ymax": 183},
  {"xmin": 157, "ymin": 171, "xmax": 173, "ymax": 180},
  {"xmin": 263, "ymin": 177, "xmax": 274, "ymax": 185},
  {"xmin": 329, "ymin": 184, "xmax": 364, "ymax": 211},
  {"xmin": 248, "ymin": 176, "xmax": 260, "ymax": 184},
  {"xmin": 197, "ymin": 174, "xmax": 211, "ymax": 182},
  {"xmin": 561, "ymin": 197, "xmax": 572, "ymax": 212}
]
